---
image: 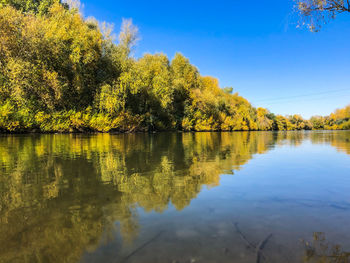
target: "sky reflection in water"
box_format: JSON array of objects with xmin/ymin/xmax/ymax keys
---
[{"xmin": 0, "ymin": 131, "xmax": 349, "ymax": 263}]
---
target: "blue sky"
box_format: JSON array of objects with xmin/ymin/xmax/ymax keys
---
[{"xmin": 81, "ymin": 0, "xmax": 350, "ymax": 118}]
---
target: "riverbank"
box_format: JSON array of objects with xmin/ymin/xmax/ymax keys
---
[
  {"xmin": 1, "ymin": 3, "xmax": 349, "ymax": 135},
  {"xmin": 1, "ymin": 128, "xmax": 349, "ymax": 135}
]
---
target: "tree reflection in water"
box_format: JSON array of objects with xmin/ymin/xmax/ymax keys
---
[{"xmin": 0, "ymin": 131, "xmax": 349, "ymax": 262}]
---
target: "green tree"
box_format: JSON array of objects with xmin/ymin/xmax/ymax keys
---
[
  {"xmin": 223, "ymin": 87, "xmax": 233, "ymax": 94},
  {"xmin": 257, "ymin": 107, "xmax": 274, "ymax": 131},
  {"xmin": 170, "ymin": 53, "xmax": 200, "ymax": 128},
  {"xmin": 0, "ymin": 0, "xmax": 68, "ymax": 15},
  {"xmin": 0, "ymin": 3, "xmax": 103, "ymax": 111},
  {"xmin": 310, "ymin": 116, "xmax": 325, "ymax": 129}
]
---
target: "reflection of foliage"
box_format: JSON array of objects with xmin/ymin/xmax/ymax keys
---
[
  {"xmin": 0, "ymin": 131, "xmax": 349, "ymax": 262},
  {"xmin": 0, "ymin": 132, "xmax": 275, "ymax": 262},
  {"xmin": 310, "ymin": 131, "xmax": 350, "ymax": 155},
  {"xmin": 302, "ymin": 232, "xmax": 350, "ymax": 263}
]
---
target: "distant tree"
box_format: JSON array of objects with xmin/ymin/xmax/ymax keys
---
[
  {"xmin": 256, "ymin": 107, "xmax": 274, "ymax": 131},
  {"xmin": 310, "ymin": 116, "xmax": 325, "ymax": 129},
  {"xmin": 274, "ymin": 115, "xmax": 295, "ymax": 130},
  {"xmin": 288, "ymin": 114, "xmax": 313, "ymax": 130},
  {"xmin": 223, "ymin": 87, "xmax": 233, "ymax": 94},
  {"xmin": 118, "ymin": 18, "xmax": 139, "ymax": 57},
  {"xmin": 295, "ymin": 0, "xmax": 350, "ymax": 31}
]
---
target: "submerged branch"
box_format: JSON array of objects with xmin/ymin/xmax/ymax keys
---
[
  {"xmin": 233, "ymin": 222, "xmax": 273, "ymax": 263},
  {"xmin": 119, "ymin": 230, "xmax": 164, "ymax": 263}
]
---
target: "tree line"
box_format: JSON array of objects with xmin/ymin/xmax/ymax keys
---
[{"xmin": 0, "ymin": 0, "xmax": 349, "ymax": 133}]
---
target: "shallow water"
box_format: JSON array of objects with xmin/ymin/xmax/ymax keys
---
[{"xmin": 0, "ymin": 131, "xmax": 350, "ymax": 263}]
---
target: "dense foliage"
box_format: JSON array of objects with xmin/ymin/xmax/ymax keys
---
[
  {"xmin": 0, "ymin": 0, "xmax": 348, "ymax": 133},
  {"xmin": 310, "ymin": 105, "xmax": 350, "ymax": 130}
]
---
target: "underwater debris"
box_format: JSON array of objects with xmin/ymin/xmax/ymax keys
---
[{"xmin": 233, "ymin": 222, "xmax": 273, "ymax": 263}]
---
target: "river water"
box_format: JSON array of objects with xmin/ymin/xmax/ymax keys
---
[{"xmin": 0, "ymin": 131, "xmax": 349, "ymax": 263}]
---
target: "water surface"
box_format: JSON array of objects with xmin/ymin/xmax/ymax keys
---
[{"xmin": 0, "ymin": 131, "xmax": 350, "ymax": 263}]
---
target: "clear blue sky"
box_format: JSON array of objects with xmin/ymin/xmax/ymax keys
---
[{"xmin": 81, "ymin": 0, "xmax": 350, "ymax": 118}]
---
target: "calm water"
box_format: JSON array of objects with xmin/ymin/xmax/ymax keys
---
[{"xmin": 0, "ymin": 131, "xmax": 350, "ymax": 263}]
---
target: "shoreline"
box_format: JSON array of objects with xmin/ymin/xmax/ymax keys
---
[{"xmin": 0, "ymin": 129, "xmax": 348, "ymax": 135}]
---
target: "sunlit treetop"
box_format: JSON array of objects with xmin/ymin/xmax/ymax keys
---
[{"xmin": 0, "ymin": 0, "xmax": 70, "ymax": 15}]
